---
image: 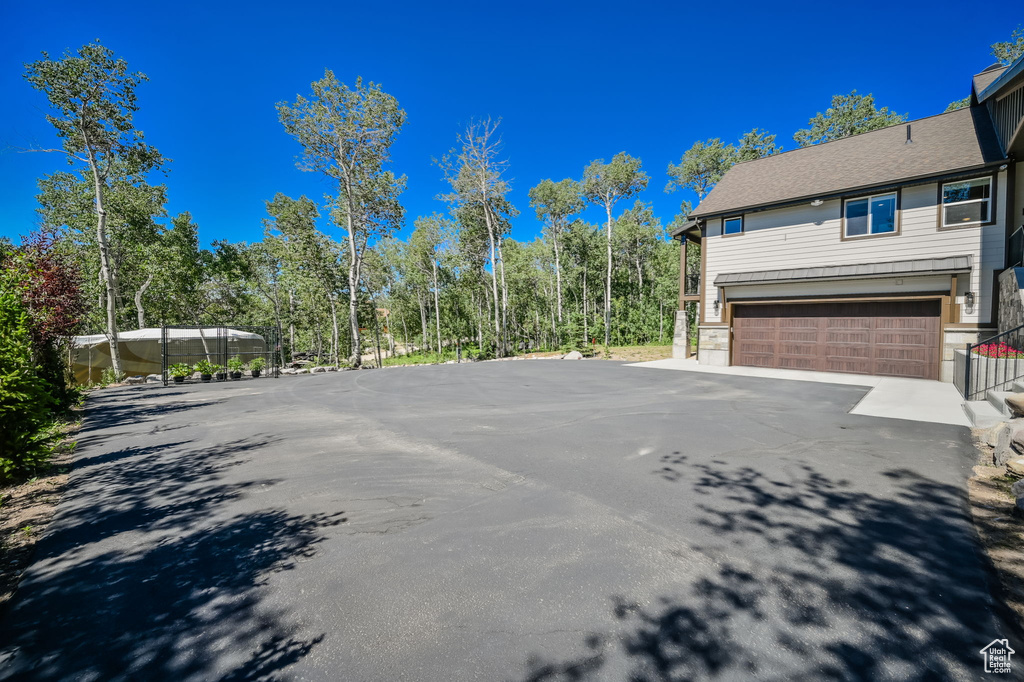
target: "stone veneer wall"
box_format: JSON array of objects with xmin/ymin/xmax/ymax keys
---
[
  {"xmin": 697, "ymin": 326, "xmax": 730, "ymax": 366},
  {"xmin": 998, "ymin": 268, "xmax": 1024, "ymax": 335},
  {"xmin": 942, "ymin": 327, "xmax": 995, "ymax": 383},
  {"xmin": 672, "ymin": 310, "xmax": 690, "ymax": 359}
]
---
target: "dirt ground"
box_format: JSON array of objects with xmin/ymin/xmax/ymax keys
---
[
  {"xmin": 968, "ymin": 434, "xmax": 1024, "ymax": 627},
  {"xmin": 0, "ymin": 419, "xmax": 78, "ymax": 612},
  {"xmin": 519, "ymin": 345, "xmax": 673, "ymax": 362}
]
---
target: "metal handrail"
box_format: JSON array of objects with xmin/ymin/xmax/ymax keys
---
[
  {"xmin": 1009, "ymin": 227, "xmax": 1024, "ymax": 269},
  {"xmin": 959, "ymin": 323, "xmax": 1024, "ymax": 400}
]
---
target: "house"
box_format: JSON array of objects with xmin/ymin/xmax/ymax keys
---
[{"xmin": 673, "ymin": 54, "xmax": 1024, "ymax": 384}]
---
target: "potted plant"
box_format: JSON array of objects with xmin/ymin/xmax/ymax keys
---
[
  {"xmin": 168, "ymin": 363, "xmax": 192, "ymax": 384},
  {"xmin": 227, "ymin": 356, "xmax": 245, "ymax": 380},
  {"xmin": 194, "ymin": 359, "xmax": 215, "ymax": 383},
  {"xmin": 248, "ymin": 356, "xmax": 266, "ymax": 378},
  {"xmin": 213, "ymin": 364, "xmax": 227, "ymax": 381}
]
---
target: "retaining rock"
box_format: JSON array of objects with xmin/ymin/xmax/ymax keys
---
[{"xmin": 1007, "ymin": 394, "xmax": 1024, "ymax": 418}]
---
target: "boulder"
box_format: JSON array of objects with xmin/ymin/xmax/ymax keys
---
[
  {"xmin": 1012, "ymin": 479, "xmax": 1024, "ymax": 498},
  {"xmin": 993, "ymin": 421, "xmax": 1024, "ymax": 465},
  {"xmin": 985, "ymin": 423, "xmax": 1005, "ymax": 448},
  {"xmin": 297, "ymin": 368, "xmax": 310, "ymax": 374},
  {"xmin": 1006, "ymin": 394, "xmax": 1024, "ymax": 418},
  {"xmin": 125, "ymin": 375, "xmax": 146, "ymax": 385},
  {"xmin": 562, "ymin": 350, "xmax": 584, "ymax": 360},
  {"xmin": 327, "ymin": 367, "xmax": 339, "ymax": 372},
  {"xmin": 146, "ymin": 374, "xmax": 162, "ymax": 383},
  {"xmin": 281, "ymin": 368, "xmax": 298, "ymax": 375},
  {"xmin": 1007, "ymin": 457, "xmax": 1024, "ymax": 478},
  {"xmin": 311, "ymin": 366, "xmax": 327, "ymax": 373}
]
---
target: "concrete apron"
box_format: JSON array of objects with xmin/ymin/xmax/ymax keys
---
[{"xmin": 627, "ymin": 358, "xmax": 971, "ymax": 427}]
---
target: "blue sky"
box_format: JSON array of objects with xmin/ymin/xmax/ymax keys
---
[{"xmin": 0, "ymin": 1, "xmax": 1019, "ymax": 247}]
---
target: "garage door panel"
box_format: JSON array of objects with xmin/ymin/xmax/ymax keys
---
[
  {"xmin": 733, "ymin": 301, "xmax": 940, "ymax": 380},
  {"xmin": 778, "ymin": 355, "xmax": 819, "ymax": 370},
  {"xmin": 826, "ymin": 358, "xmax": 872, "ymax": 374}
]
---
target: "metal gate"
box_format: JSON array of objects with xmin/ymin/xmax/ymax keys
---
[{"xmin": 160, "ymin": 325, "xmax": 280, "ymax": 386}]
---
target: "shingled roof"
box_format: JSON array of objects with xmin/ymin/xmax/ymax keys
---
[
  {"xmin": 690, "ymin": 106, "xmax": 1005, "ymax": 219},
  {"xmin": 973, "ymin": 63, "xmax": 1007, "ymax": 97}
]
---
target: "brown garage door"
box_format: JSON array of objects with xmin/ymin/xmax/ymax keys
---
[{"xmin": 732, "ymin": 300, "xmax": 941, "ymax": 380}]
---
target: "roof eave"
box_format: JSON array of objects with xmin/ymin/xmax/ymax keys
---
[
  {"xmin": 689, "ymin": 160, "xmax": 1009, "ymax": 221},
  {"xmin": 978, "ymin": 55, "xmax": 1024, "ymax": 102}
]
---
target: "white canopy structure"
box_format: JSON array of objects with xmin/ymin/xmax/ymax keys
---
[{"xmin": 71, "ymin": 328, "xmax": 266, "ymax": 384}]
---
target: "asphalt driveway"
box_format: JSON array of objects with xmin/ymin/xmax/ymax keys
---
[{"xmin": 0, "ymin": 360, "xmax": 1015, "ymax": 681}]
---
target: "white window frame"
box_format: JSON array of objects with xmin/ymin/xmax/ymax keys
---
[
  {"xmin": 940, "ymin": 176, "xmax": 992, "ymax": 229},
  {"xmin": 723, "ymin": 216, "xmax": 743, "ymax": 236},
  {"xmin": 842, "ymin": 191, "xmax": 898, "ymax": 239}
]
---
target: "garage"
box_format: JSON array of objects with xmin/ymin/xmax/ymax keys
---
[{"xmin": 732, "ymin": 300, "xmax": 941, "ymax": 380}]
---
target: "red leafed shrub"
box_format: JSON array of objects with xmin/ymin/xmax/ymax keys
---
[
  {"xmin": 972, "ymin": 342, "xmax": 1024, "ymax": 359},
  {"xmin": 12, "ymin": 231, "xmax": 87, "ymax": 348}
]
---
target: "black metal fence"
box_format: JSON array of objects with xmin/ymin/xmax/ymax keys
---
[
  {"xmin": 956, "ymin": 324, "xmax": 1024, "ymax": 400},
  {"xmin": 161, "ymin": 325, "xmax": 280, "ymax": 386}
]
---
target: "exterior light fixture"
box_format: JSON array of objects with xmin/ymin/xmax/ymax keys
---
[
  {"xmin": 713, "ymin": 299, "xmax": 720, "ymax": 315},
  {"xmin": 1000, "ymin": 164, "xmax": 1009, "ymax": 171},
  {"xmin": 810, "ymin": 199, "xmax": 824, "ymax": 207},
  {"xmin": 965, "ymin": 291, "xmax": 975, "ymax": 313}
]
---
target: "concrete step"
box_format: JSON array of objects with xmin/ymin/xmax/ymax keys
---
[
  {"xmin": 1013, "ymin": 380, "xmax": 1024, "ymax": 393},
  {"xmin": 965, "ymin": 400, "xmax": 1006, "ymax": 428},
  {"xmin": 987, "ymin": 390, "xmax": 1016, "ymax": 417}
]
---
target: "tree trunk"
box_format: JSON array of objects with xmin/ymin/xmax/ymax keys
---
[
  {"xmin": 328, "ymin": 294, "xmax": 340, "ymax": 368},
  {"xmin": 341, "ymin": 174, "xmax": 363, "ymax": 368},
  {"xmin": 582, "ymin": 262, "xmax": 589, "ymax": 344},
  {"xmin": 418, "ymin": 294, "xmax": 428, "ymax": 352},
  {"xmin": 553, "ymin": 233, "xmax": 563, "ymax": 325},
  {"xmin": 401, "ymin": 313, "xmax": 409, "ymax": 357},
  {"xmin": 134, "ymin": 274, "xmax": 153, "ymax": 328},
  {"xmin": 659, "ymin": 300, "xmax": 664, "ymax": 343},
  {"xmin": 604, "ymin": 201, "xmax": 613, "ymax": 348},
  {"xmin": 432, "ymin": 257, "xmax": 442, "ymax": 357},
  {"xmin": 288, "ymin": 290, "xmax": 296, "ymax": 363},
  {"xmin": 496, "ymin": 235, "xmax": 509, "ymax": 355},
  {"xmin": 483, "ymin": 210, "xmax": 502, "ymax": 356},
  {"xmin": 86, "ymin": 146, "xmax": 123, "ymax": 378},
  {"xmin": 271, "ymin": 280, "xmax": 286, "ymax": 368}
]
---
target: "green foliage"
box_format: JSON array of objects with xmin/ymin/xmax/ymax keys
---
[
  {"xmin": 944, "ymin": 97, "xmax": 970, "ymax": 112},
  {"xmin": 794, "ymin": 90, "xmax": 907, "ymax": 147},
  {"xmin": 0, "ymin": 270, "xmax": 56, "ymax": 480},
  {"xmin": 167, "ymin": 363, "xmax": 192, "ymax": 378},
  {"xmin": 194, "ymin": 359, "xmax": 217, "ymax": 375},
  {"xmin": 992, "ymin": 26, "xmax": 1024, "ymax": 65},
  {"xmin": 382, "ymin": 351, "xmax": 453, "ymax": 366},
  {"xmin": 248, "ymin": 356, "xmax": 266, "ymax": 372},
  {"xmin": 736, "ymin": 128, "xmax": 781, "ymax": 162},
  {"xmin": 227, "ymin": 356, "xmax": 245, "ymax": 372},
  {"xmin": 99, "ymin": 368, "xmax": 119, "ymax": 386},
  {"xmin": 666, "ymin": 139, "xmax": 735, "ymax": 201}
]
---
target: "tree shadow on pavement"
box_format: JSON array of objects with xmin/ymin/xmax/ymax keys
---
[
  {"xmin": 516, "ymin": 458, "xmax": 1019, "ymax": 681},
  {"xmin": 0, "ymin": 425, "xmax": 345, "ymax": 680}
]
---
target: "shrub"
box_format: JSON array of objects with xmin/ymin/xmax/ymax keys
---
[
  {"xmin": 194, "ymin": 359, "xmax": 217, "ymax": 375},
  {"xmin": 248, "ymin": 356, "xmax": 266, "ymax": 372},
  {"xmin": 168, "ymin": 363, "xmax": 193, "ymax": 379},
  {"xmin": 973, "ymin": 342, "xmax": 1024, "ymax": 359},
  {"xmin": 0, "ymin": 270, "xmax": 56, "ymax": 479}
]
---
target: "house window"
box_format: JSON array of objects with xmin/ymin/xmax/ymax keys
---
[
  {"xmin": 941, "ymin": 177, "xmax": 992, "ymax": 227},
  {"xmin": 723, "ymin": 216, "xmax": 743, "ymax": 235},
  {"xmin": 843, "ymin": 192, "xmax": 897, "ymax": 238}
]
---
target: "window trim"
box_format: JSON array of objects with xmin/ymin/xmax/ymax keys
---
[
  {"xmin": 840, "ymin": 190, "xmax": 901, "ymax": 241},
  {"xmin": 936, "ymin": 174, "xmax": 997, "ymax": 230},
  {"xmin": 722, "ymin": 215, "xmax": 744, "ymax": 237}
]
